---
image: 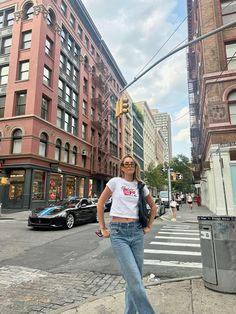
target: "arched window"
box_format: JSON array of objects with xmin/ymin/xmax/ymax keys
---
[
  {"xmin": 12, "ymin": 129, "xmax": 22, "ymax": 154},
  {"xmin": 23, "ymin": 2, "xmax": 34, "ymax": 20},
  {"xmin": 228, "ymin": 90, "xmax": 236, "ymax": 124},
  {"xmin": 39, "ymin": 132, "xmax": 48, "ymax": 157},
  {"xmin": 64, "ymin": 142, "xmax": 70, "ymax": 163},
  {"xmin": 71, "ymin": 146, "xmax": 77, "ymax": 165},
  {"xmin": 47, "ymin": 9, "xmax": 56, "ymax": 27},
  {"xmin": 55, "ymin": 139, "xmax": 61, "ymax": 161}
]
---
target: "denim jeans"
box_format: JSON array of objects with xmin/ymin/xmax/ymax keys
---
[{"xmin": 110, "ymin": 221, "xmax": 156, "ymax": 314}]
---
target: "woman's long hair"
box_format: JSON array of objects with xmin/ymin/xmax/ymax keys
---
[{"xmin": 119, "ymin": 154, "xmax": 142, "ymax": 182}]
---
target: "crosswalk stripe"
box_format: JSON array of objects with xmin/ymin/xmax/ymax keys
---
[
  {"xmin": 155, "ymin": 236, "xmax": 200, "ymax": 240},
  {"xmin": 144, "ymin": 249, "xmax": 201, "ymax": 256},
  {"xmin": 158, "ymin": 231, "xmax": 199, "ymax": 235},
  {"xmin": 161, "ymin": 228, "xmax": 198, "ymax": 232},
  {"xmin": 150, "ymin": 241, "xmax": 200, "ymax": 247},
  {"xmin": 144, "ymin": 259, "xmax": 202, "ymax": 268}
]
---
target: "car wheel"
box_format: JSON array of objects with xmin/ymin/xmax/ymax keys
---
[{"xmin": 65, "ymin": 214, "xmax": 75, "ymax": 229}]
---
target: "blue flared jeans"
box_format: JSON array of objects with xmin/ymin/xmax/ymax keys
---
[{"xmin": 110, "ymin": 221, "xmax": 156, "ymax": 314}]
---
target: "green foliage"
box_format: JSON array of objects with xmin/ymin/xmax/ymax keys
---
[
  {"xmin": 144, "ymin": 162, "xmax": 166, "ymax": 191},
  {"xmin": 170, "ymin": 154, "xmax": 193, "ymax": 193},
  {"xmin": 132, "ymin": 103, "xmax": 144, "ymax": 123}
]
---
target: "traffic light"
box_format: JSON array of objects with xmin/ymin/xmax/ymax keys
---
[
  {"xmin": 176, "ymin": 173, "xmax": 183, "ymax": 180},
  {"xmin": 171, "ymin": 172, "xmax": 176, "ymax": 181},
  {"xmin": 0, "ymin": 177, "xmax": 8, "ymax": 185},
  {"xmin": 115, "ymin": 96, "xmax": 129, "ymax": 117}
]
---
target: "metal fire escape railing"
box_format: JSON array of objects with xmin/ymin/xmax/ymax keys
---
[{"xmin": 91, "ymin": 60, "xmax": 113, "ymax": 174}]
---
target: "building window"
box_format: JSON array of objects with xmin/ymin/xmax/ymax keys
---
[
  {"xmin": 65, "ymin": 85, "xmax": 71, "ymax": 103},
  {"xmin": 16, "ymin": 91, "xmax": 26, "ymax": 116},
  {"xmin": 0, "ymin": 95, "xmax": 5, "ymax": 118},
  {"xmin": 19, "ymin": 60, "xmax": 29, "ymax": 80},
  {"xmin": 72, "ymin": 146, "xmax": 77, "ymax": 165},
  {"xmin": 91, "ymin": 107, "xmax": 95, "ymax": 121},
  {"xmin": 45, "ymin": 37, "xmax": 53, "ymax": 57},
  {"xmin": 41, "ymin": 96, "xmax": 49, "ymax": 120},
  {"xmin": 43, "ymin": 66, "xmax": 51, "ymax": 87},
  {"xmin": 82, "ymin": 100, "xmax": 87, "ymax": 115},
  {"xmin": 21, "ymin": 31, "xmax": 32, "ymax": 49},
  {"xmin": 12, "ymin": 129, "xmax": 22, "ymax": 154},
  {"xmin": 58, "ymin": 79, "xmax": 64, "ymax": 98},
  {"xmin": 226, "ymin": 42, "xmax": 236, "ymax": 70},
  {"xmin": 74, "ymin": 43, "xmax": 80, "ymax": 58},
  {"xmin": 60, "ymin": 28, "xmax": 66, "ymax": 43},
  {"xmin": 64, "ymin": 112, "xmax": 70, "ymax": 132},
  {"xmin": 49, "ymin": 173, "xmax": 63, "ymax": 200},
  {"xmin": 61, "ymin": 1, "xmax": 67, "ymax": 15},
  {"xmin": 71, "ymin": 117, "xmax": 77, "ymax": 135},
  {"xmin": 0, "ymin": 65, "xmax": 9, "ymax": 85},
  {"xmin": 91, "ymin": 128, "xmax": 95, "ymax": 145},
  {"xmin": 77, "ymin": 24, "xmax": 83, "ymax": 38},
  {"xmin": 73, "ymin": 67, "xmax": 78, "ymax": 82},
  {"xmin": 47, "ymin": 9, "xmax": 55, "ymax": 27},
  {"xmin": 39, "ymin": 132, "xmax": 48, "ymax": 157},
  {"xmin": 66, "ymin": 60, "xmax": 72, "ymax": 76},
  {"xmin": 91, "ymin": 44, "xmax": 95, "ymax": 55},
  {"xmin": 57, "ymin": 108, "xmax": 63, "ymax": 128},
  {"xmin": 23, "ymin": 2, "xmax": 34, "ymax": 20},
  {"xmin": 6, "ymin": 8, "xmax": 14, "ymax": 26},
  {"xmin": 70, "ymin": 14, "xmax": 75, "ymax": 28},
  {"xmin": 64, "ymin": 142, "xmax": 70, "ymax": 163},
  {"xmin": 32, "ymin": 170, "xmax": 46, "ymax": 200},
  {"xmin": 84, "ymin": 56, "xmax": 89, "ymax": 71},
  {"xmin": 1, "ymin": 36, "xmax": 12, "ymax": 54},
  {"xmin": 221, "ymin": 0, "xmax": 236, "ymax": 24},
  {"xmin": 60, "ymin": 53, "xmax": 66, "ymax": 70},
  {"xmin": 229, "ymin": 91, "xmax": 236, "ymax": 124},
  {"xmin": 82, "ymin": 123, "xmax": 87, "ymax": 141},
  {"xmin": 82, "ymin": 155, "xmax": 86, "ymax": 168},
  {"xmin": 55, "ymin": 139, "xmax": 61, "ymax": 161},
  {"xmin": 85, "ymin": 35, "xmax": 89, "ymax": 49},
  {"xmin": 83, "ymin": 78, "xmax": 88, "ymax": 93},
  {"xmin": 72, "ymin": 91, "xmax": 78, "ymax": 108},
  {"xmin": 67, "ymin": 35, "xmax": 73, "ymax": 51}
]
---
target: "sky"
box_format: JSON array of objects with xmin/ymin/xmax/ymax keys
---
[{"xmin": 82, "ymin": 0, "xmax": 191, "ymax": 158}]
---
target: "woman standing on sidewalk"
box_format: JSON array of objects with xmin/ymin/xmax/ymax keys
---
[{"xmin": 97, "ymin": 154, "xmax": 157, "ymax": 314}]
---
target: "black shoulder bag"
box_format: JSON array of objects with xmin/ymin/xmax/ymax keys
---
[{"xmin": 137, "ymin": 181, "xmax": 149, "ymax": 228}]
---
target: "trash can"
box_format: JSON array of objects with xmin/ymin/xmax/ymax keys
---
[{"xmin": 198, "ymin": 216, "xmax": 236, "ymax": 293}]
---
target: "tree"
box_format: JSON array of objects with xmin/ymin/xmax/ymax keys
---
[
  {"xmin": 170, "ymin": 154, "xmax": 193, "ymax": 193},
  {"xmin": 144, "ymin": 162, "xmax": 166, "ymax": 192}
]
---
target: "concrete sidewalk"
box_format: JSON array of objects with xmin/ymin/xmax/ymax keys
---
[{"xmin": 54, "ymin": 276, "xmax": 236, "ymax": 314}]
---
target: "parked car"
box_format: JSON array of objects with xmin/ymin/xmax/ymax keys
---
[
  {"xmin": 28, "ymin": 197, "xmax": 97, "ymax": 229},
  {"xmin": 146, "ymin": 198, "xmax": 165, "ymax": 218},
  {"xmin": 159, "ymin": 191, "xmax": 170, "ymax": 207},
  {"xmin": 104, "ymin": 197, "xmax": 112, "ymax": 212}
]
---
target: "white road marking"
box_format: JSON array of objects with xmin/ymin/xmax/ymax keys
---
[
  {"xmin": 161, "ymin": 228, "xmax": 199, "ymax": 232},
  {"xmin": 144, "ymin": 259, "xmax": 202, "ymax": 268},
  {"xmin": 155, "ymin": 236, "xmax": 200, "ymax": 240},
  {"xmin": 158, "ymin": 231, "xmax": 199, "ymax": 235},
  {"xmin": 144, "ymin": 249, "xmax": 201, "ymax": 256},
  {"xmin": 150, "ymin": 241, "xmax": 201, "ymax": 247}
]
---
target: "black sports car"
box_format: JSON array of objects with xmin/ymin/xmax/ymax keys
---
[{"xmin": 28, "ymin": 197, "xmax": 97, "ymax": 229}]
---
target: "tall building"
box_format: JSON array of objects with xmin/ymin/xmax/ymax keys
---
[
  {"xmin": 0, "ymin": 0, "xmax": 127, "ymax": 210},
  {"xmin": 187, "ymin": 0, "xmax": 236, "ymax": 215},
  {"xmin": 151, "ymin": 109, "xmax": 172, "ymax": 163},
  {"xmin": 132, "ymin": 103, "xmax": 144, "ymax": 171}
]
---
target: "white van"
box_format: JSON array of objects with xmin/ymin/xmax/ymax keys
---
[{"xmin": 159, "ymin": 191, "xmax": 170, "ymax": 207}]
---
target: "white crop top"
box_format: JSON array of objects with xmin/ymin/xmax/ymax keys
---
[{"xmin": 106, "ymin": 177, "xmax": 149, "ymax": 219}]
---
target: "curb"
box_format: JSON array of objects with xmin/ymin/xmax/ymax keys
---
[{"xmin": 50, "ymin": 276, "xmax": 203, "ymax": 314}]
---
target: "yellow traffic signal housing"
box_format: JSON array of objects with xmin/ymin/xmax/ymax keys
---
[
  {"xmin": 115, "ymin": 96, "xmax": 129, "ymax": 118},
  {"xmin": 0, "ymin": 177, "xmax": 8, "ymax": 185},
  {"xmin": 171, "ymin": 172, "xmax": 176, "ymax": 181}
]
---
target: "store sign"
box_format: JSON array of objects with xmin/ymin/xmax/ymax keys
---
[{"xmin": 220, "ymin": 142, "xmax": 236, "ymax": 148}]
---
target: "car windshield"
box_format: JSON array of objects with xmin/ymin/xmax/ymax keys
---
[{"xmin": 160, "ymin": 191, "xmax": 168, "ymax": 198}]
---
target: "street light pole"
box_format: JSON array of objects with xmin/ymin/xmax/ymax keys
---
[{"xmin": 217, "ymin": 144, "xmax": 229, "ymax": 216}]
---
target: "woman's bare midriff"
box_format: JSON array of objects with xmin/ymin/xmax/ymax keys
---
[{"xmin": 111, "ymin": 216, "xmax": 138, "ymax": 223}]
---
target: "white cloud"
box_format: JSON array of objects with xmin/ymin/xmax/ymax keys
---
[
  {"xmin": 174, "ymin": 128, "xmax": 190, "ymax": 142},
  {"xmin": 173, "ymin": 106, "xmax": 190, "ymax": 127}
]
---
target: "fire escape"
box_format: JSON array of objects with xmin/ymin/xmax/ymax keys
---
[{"xmin": 91, "ymin": 59, "xmax": 113, "ymax": 175}]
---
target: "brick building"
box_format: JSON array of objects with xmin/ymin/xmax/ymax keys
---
[
  {"xmin": 0, "ymin": 0, "xmax": 127, "ymax": 210},
  {"xmin": 187, "ymin": 0, "xmax": 236, "ymax": 214}
]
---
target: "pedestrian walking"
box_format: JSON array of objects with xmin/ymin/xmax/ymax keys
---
[
  {"xmin": 187, "ymin": 193, "xmax": 193, "ymax": 209},
  {"xmin": 170, "ymin": 193, "xmax": 177, "ymax": 221},
  {"xmin": 96, "ymin": 154, "xmax": 157, "ymax": 314},
  {"xmin": 196, "ymin": 194, "xmax": 201, "ymax": 207}
]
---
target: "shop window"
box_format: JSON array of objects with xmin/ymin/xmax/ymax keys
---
[
  {"xmin": 8, "ymin": 170, "xmax": 25, "ymax": 200},
  {"xmin": 55, "ymin": 138, "xmax": 62, "ymax": 160},
  {"xmin": 23, "ymin": 2, "xmax": 34, "ymax": 20},
  {"xmin": 78, "ymin": 178, "xmax": 85, "ymax": 197},
  {"xmin": 72, "ymin": 146, "xmax": 77, "ymax": 165},
  {"xmin": 39, "ymin": 132, "xmax": 48, "ymax": 157},
  {"xmin": 32, "ymin": 170, "xmax": 46, "ymax": 200},
  {"xmin": 49, "ymin": 173, "xmax": 63, "ymax": 201},
  {"xmin": 64, "ymin": 142, "xmax": 70, "ymax": 163},
  {"xmin": 66, "ymin": 176, "xmax": 75, "ymax": 197},
  {"xmin": 12, "ymin": 129, "xmax": 22, "ymax": 153}
]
